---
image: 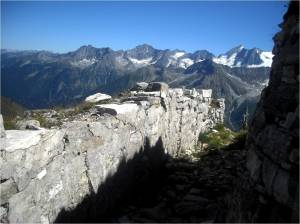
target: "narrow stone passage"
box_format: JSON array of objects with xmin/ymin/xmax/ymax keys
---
[{"xmin": 108, "ymin": 145, "xmax": 247, "ymax": 223}]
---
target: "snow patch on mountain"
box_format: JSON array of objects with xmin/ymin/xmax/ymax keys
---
[
  {"xmin": 167, "ymin": 52, "xmax": 193, "ymax": 68},
  {"xmin": 236, "ymin": 45, "xmax": 244, "ymax": 51},
  {"xmin": 128, "ymin": 57, "xmax": 153, "ymax": 66},
  {"xmin": 213, "ymin": 50, "xmax": 273, "ymax": 68},
  {"xmin": 247, "ymin": 51, "xmax": 273, "ymax": 68},
  {"xmin": 172, "ymin": 52, "xmax": 185, "ymax": 59},
  {"xmin": 195, "ymin": 59, "xmax": 205, "ymax": 63},
  {"xmin": 71, "ymin": 58, "xmax": 97, "ymax": 68},
  {"xmin": 213, "ymin": 53, "xmax": 237, "ymax": 67},
  {"xmin": 179, "ymin": 58, "xmax": 194, "ymax": 69}
]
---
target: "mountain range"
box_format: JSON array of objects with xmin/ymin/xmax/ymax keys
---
[{"xmin": 1, "ymin": 44, "xmax": 272, "ymax": 129}]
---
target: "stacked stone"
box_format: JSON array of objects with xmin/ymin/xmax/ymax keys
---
[
  {"xmin": 0, "ymin": 82, "xmax": 224, "ymax": 223},
  {"xmin": 246, "ymin": 1, "xmax": 299, "ymax": 220}
]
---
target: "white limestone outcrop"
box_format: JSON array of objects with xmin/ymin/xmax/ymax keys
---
[{"xmin": 85, "ymin": 92, "xmax": 112, "ymax": 103}]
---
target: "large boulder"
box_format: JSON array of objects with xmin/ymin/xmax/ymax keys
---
[{"xmin": 85, "ymin": 93, "xmax": 112, "ymax": 103}]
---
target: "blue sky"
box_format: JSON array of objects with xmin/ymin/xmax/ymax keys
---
[{"xmin": 1, "ymin": 1, "xmax": 287, "ymax": 55}]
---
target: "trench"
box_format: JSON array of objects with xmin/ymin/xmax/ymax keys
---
[{"xmin": 54, "ymin": 136, "xmax": 295, "ymax": 223}]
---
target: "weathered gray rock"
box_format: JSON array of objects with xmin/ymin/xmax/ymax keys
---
[
  {"xmin": 0, "ymin": 206, "xmax": 7, "ymax": 223},
  {"xmin": 1, "ymin": 83, "xmax": 224, "ymax": 223},
  {"xmin": 246, "ymin": 1, "xmax": 299, "ymax": 220},
  {"xmin": 0, "ymin": 179, "xmax": 18, "ymax": 205}
]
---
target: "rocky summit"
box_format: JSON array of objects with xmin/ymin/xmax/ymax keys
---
[{"xmin": 0, "ymin": 83, "xmax": 225, "ymax": 223}]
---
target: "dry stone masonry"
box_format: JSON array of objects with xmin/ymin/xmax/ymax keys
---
[
  {"xmin": 0, "ymin": 82, "xmax": 224, "ymax": 223},
  {"xmin": 246, "ymin": 1, "xmax": 299, "ymax": 221}
]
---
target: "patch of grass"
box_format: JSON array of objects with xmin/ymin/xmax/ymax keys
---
[
  {"xmin": 198, "ymin": 124, "xmax": 246, "ymax": 151},
  {"xmin": 30, "ymin": 113, "xmax": 52, "ymax": 128},
  {"xmin": 192, "ymin": 127, "xmax": 247, "ymax": 161}
]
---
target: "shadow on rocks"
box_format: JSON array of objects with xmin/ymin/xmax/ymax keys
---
[{"xmin": 54, "ymin": 137, "xmax": 169, "ymax": 223}]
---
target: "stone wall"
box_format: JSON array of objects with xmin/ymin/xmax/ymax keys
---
[
  {"xmin": 0, "ymin": 83, "xmax": 224, "ymax": 223},
  {"xmin": 246, "ymin": 1, "xmax": 299, "ymax": 220}
]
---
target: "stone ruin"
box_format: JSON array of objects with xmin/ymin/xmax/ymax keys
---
[{"xmin": 0, "ymin": 82, "xmax": 224, "ymax": 223}]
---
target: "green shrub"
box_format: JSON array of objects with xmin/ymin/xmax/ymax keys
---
[
  {"xmin": 215, "ymin": 123, "xmax": 225, "ymax": 132},
  {"xmin": 219, "ymin": 130, "xmax": 231, "ymax": 140},
  {"xmin": 198, "ymin": 132, "xmax": 210, "ymax": 143}
]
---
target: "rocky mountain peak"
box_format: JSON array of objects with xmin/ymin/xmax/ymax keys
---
[
  {"xmin": 72, "ymin": 45, "xmax": 112, "ymax": 60},
  {"xmin": 126, "ymin": 44, "xmax": 157, "ymax": 60},
  {"xmin": 134, "ymin": 43, "xmax": 155, "ymax": 50},
  {"xmin": 224, "ymin": 44, "xmax": 244, "ymax": 57},
  {"xmin": 213, "ymin": 44, "xmax": 272, "ymax": 68},
  {"xmin": 76, "ymin": 44, "xmax": 97, "ymax": 53},
  {"xmin": 185, "ymin": 59, "xmax": 217, "ymax": 75},
  {"xmin": 192, "ymin": 50, "xmax": 215, "ymax": 60},
  {"xmin": 72, "ymin": 45, "xmax": 98, "ymax": 59}
]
